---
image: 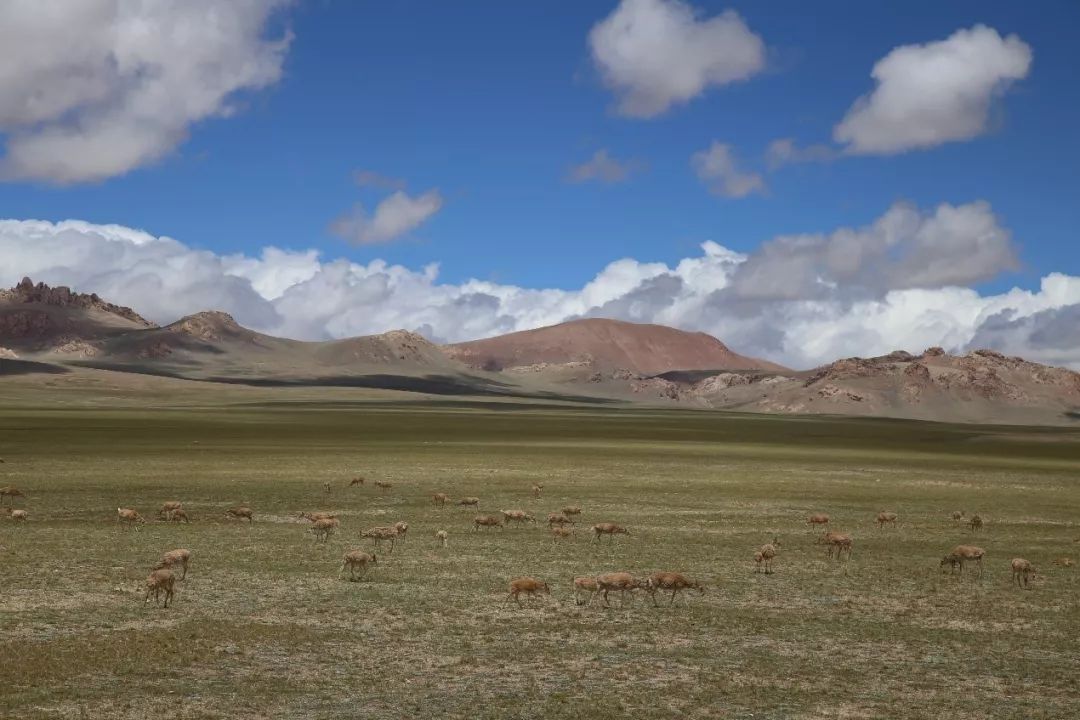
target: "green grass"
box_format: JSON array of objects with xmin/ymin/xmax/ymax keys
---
[{"xmin": 1, "ymin": 399, "xmax": 1079, "ymax": 719}]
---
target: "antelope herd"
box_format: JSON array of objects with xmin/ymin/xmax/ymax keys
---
[{"xmin": 0, "ymin": 473, "xmax": 1064, "ymax": 614}]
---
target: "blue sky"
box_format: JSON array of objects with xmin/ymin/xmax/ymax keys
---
[{"xmin": 1, "ymin": 1, "xmax": 1079, "ymax": 367}]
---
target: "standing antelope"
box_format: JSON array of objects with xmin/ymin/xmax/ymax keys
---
[
  {"xmin": 969, "ymin": 515, "xmax": 984, "ymax": 533},
  {"xmin": 551, "ymin": 526, "xmax": 574, "ymax": 541},
  {"xmin": 593, "ymin": 523, "xmax": 629, "ymax": 541},
  {"xmin": 153, "ymin": 549, "xmax": 192, "ymax": 580},
  {"xmin": 531, "ymin": 484, "xmax": 543, "ymax": 498},
  {"xmin": 144, "ymin": 568, "xmax": 176, "ymax": 608},
  {"xmin": 645, "ymin": 572, "xmax": 705, "ymax": 607},
  {"xmin": 562, "ymin": 506, "xmax": 582, "ymax": 517},
  {"xmin": 350, "ymin": 476, "xmax": 365, "ymax": 487},
  {"xmin": 474, "ymin": 514, "xmax": 504, "ymax": 531},
  {"xmin": 323, "ymin": 481, "xmax": 332, "ymax": 494},
  {"xmin": 458, "ymin": 497, "xmax": 480, "ymax": 509},
  {"xmin": 432, "ymin": 493, "xmax": 448, "ymax": 507},
  {"xmin": 310, "ymin": 518, "xmax": 339, "ymax": 543},
  {"xmin": 952, "ymin": 510, "xmax": 965, "ymax": 523},
  {"xmin": 0, "ymin": 486, "xmax": 24, "ymax": 506},
  {"xmin": 435, "ymin": 530, "xmax": 448, "ymax": 548},
  {"xmin": 505, "ymin": 577, "xmax": 550, "ymax": 607},
  {"xmin": 6, "ymin": 508, "xmax": 27, "ymax": 522},
  {"xmin": 594, "ymin": 572, "xmax": 644, "ymax": 607},
  {"xmin": 756, "ymin": 538, "xmax": 779, "ymax": 573},
  {"xmin": 547, "ymin": 512, "xmax": 573, "ymax": 528},
  {"xmin": 573, "ymin": 576, "xmax": 599, "ymax": 605},
  {"xmin": 340, "ymin": 550, "xmax": 377, "ymax": 581},
  {"xmin": 807, "ymin": 513, "xmax": 830, "ymax": 530},
  {"xmin": 158, "ymin": 501, "xmax": 183, "ymax": 521},
  {"xmin": 876, "ymin": 511, "xmax": 898, "ymax": 529},
  {"xmin": 502, "ymin": 510, "xmax": 535, "ymax": 525},
  {"xmin": 1011, "ymin": 558, "xmax": 1035, "ymax": 589},
  {"xmin": 941, "ymin": 545, "xmax": 985, "ymax": 576},
  {"xmin": 361, "ymin": 526, "xmax": 399, "ymax": 553},
  {"xmin": 821, "ymin": 531, "xmax": 853, "ymax": 560}
]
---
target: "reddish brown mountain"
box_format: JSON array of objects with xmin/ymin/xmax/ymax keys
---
[{"xmin": 445, "ymin": 318, "xmax": 787, "ymax": 375}]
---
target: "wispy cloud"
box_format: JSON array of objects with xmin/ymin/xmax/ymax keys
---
[
  {"xmin": 691, "ymin": 142, "xmax": 765, "ymax": 198},
  {"xmin": 567, "ymin": 150, "xmax": 643, "ymax": 184},
  {"xmin": 330, "ymin": 190, "xmax": 444, "ymax": 245}
]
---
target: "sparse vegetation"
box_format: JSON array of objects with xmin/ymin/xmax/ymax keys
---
[{"xmin": 1, "ymin": 396, "xmax": 1079, "ymax": 718}]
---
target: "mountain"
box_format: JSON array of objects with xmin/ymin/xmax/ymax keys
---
[
  {"xmin": 445, "ymin": 318, "xmax": 786, "ymax": 375},
  {"xmin": 3, "ymin": 278, "xmax": 1078, "ymax": 424}
]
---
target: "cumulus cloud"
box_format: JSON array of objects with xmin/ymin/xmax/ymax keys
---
[
  {"xmin": 765, "ymin": 138, "xmax": 836, "ymax": 169},
  {"xmin": 330, "ymin": 190, "xmax": 444, "ymax": 245},
  {"xmin": 692, "ymin": 142, "xmax": 765, "ymax": 198},
  {"xmin": 2, "ymin": 203, "xmax": 1076, "ymax": 370},
  {"xmin": 834, "ymin": 25, "xmax": 1032, "ymax": 155},
  {"xmin": 588, "ymin": 0, "xmax": 765, "ymax": 118},
  {"xmin": 567, "ymin": 149, "xmax": 641, "ymax": 184},
  {"xmin": 0, "ymin": 0, "xmax": 291, "ymax": 184}
]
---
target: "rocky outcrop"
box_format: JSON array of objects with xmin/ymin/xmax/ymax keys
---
[
  {"xmin": 167, "ymin": 311, "xmax": 249, "ymax": 342},
  {"xmin": 1, "ymin": 277, "xmax": 154, "ymax": 327}
]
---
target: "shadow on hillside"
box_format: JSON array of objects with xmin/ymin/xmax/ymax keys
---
[
  {"xmin": 68, "ymin": 361, "xmax": 615, "ymax": 404},
  {"xmin": 0, "ymin": 359, "xmax": 71, "ymax": 376}
]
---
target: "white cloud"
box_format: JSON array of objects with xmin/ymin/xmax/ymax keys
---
[
  {"xmin": 588, "ymin": 0, "xmax": 765, "ymax": 118},
  {"xmin": 765, "ymin": 138, "xmax": 836, "ymax": 169},
  {"xmin": 0, "ymin": 0, "xmax": 291, "ymax": 184},
  {"xmin": 834, "ymin": 25, "xmax": 1032, "ymax": 155},
  {"xmin": 352, "ymin": 170, "xmax": 407, "ymax": 191},
  {"xmin": 2, "ymin": 203, "xmax": 1076, "ymax": 370},
  {"xmin": 691, "ymin": 142, "xmax": 765, "ymax": 198},
  {"xmin": 330, "ymin": 190, "xmax": 444, "ymax": 245},
  {"xmin": 567, "ymin": 149, "xmax": 640, "ymax": 184}
]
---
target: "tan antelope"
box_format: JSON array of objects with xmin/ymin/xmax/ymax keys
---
[
  {"xmin": 645, "ymin": 572, "xmax": 705, "ymax": 607},
  {"xmin": 435, "ymin": 530, "xmax": 448, "ymax": 548},
  {"xmin": 432, "ymin": 493, "xmax": 448, "ymax": 507},
  {"xmin": 941, "ymin": 545, "xmax": 985, "ymax": 576},
  {"xmin": 458, "ymin": 497, "xmax": 480, "ymax": 509},
  {"xmin": 756, "ymin": 538, "xmax": 780, "ymax": 573},
  {"xmin": 310, "ymin": 518, "xmax": 339, "ymax": 543},
  {"xmin": 158, "ymin": 501, "xmax": 183, "ymax": 521},
  {"xmin": 153, "ymin": 549, "xmax": 192, "ymax": 580},
  {"xmin": 144, "ymin": 568, "xmax": 176, "ymax": 608},
  {"xmin": 562, "ymin": 506, "xmax": 582, "ymax": 517},
  {"xmin": 876, "ymin": 511, "xmax": 898, "ymax": 529},
  {"xmin": 821, "ymin": 531, "xmax": 853, "ymax": 560},
  {"xmin": 593, "ymin": 523, "xmax": 629, "ymax": 541},
  {"xmin": 474, "ymin": 514, "xmax": 504, "ymax": 531},
  {"xmin": 502, "ymin": 509, "xmax": 536, "ymax": 525},
  {"xmin": 361, "ymin": 526, "xmax": 399, "ymax": 553},
  {"xmin": 969, "ymin": 515, "xmax": 984, "ymax": 533},
  {"xmin": 299, "ymin": 511, "xmax": 338, "ymax": 523},
  {"xmin": 169, "ymin": 508, "xmax": 190, "ymax": 524},
  {"xmin": 374, "ymin": 480, "xmax": 393, "ymax": 490},
  {"xmin": 117, "ymin": 508, "xmax": 146, "ymax": 531},
  {"xmin": 531, "ymin": 484, "xmax": 543, "ymax": 498},
  {"xmin": 505, "ymin": 577, "xmax": 550, "ymax": 607},
  {"xmin": 551, "ymin": 526, "xmax": 574, "ymax": 541},
  {"xmin": 1011, "ymin": 558, "xmax": 1035, "ymax": 589},
  {"xmin": 350, "ymin": 476, "xmax": 365, "ymax": 487},
  {"xmin": 807, "ymin": 513, "xmax": 830, "ymax": 530},
  {"xmin": 340, "ymin": 550, "xmax": 377, "ymax": 581},
  {"xmin": 594, "ymin": 572, "xmax": 644, "ymax": 607},
  {"xmin": 6, "ymin": 508, "xmax": 27, "ymax": 522},
  {"xmin": 573, "ymin": 576, "xmax": 599, "ymax": 605},
  {"xmin": 0, "ymin": 486, "xmax": 24, "ymax": 506},
  {"xmin": 952, "ymin": 510, "xmax": 965, "ymax": 523}
]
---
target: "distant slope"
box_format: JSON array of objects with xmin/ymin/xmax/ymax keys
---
[{"xmin": 445, "ymin": 318, "xmax": 787, "ymax": 375}]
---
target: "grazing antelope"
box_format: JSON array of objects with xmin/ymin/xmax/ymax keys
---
[
  {"xmin": 153, "ymin": 549, "xmax": 191, "ymax": 580},
  {"xmin": 310, "ymin": 518, "xmax": 339, "ymax": 543},
  {"xmin": 458, "ymin": 497, "xmax": 480, "ymax": 509},
  {"xmin": 1011, "ymin": 558, "xmax": 1035, "ymax": 589},
  {"xmin": 435, "ymin": 530, "xmax": 448, "ymax": 548},
  {"xmin": 474, "ymin": 514, "xmax": 504, "ymax": 531},
  {"xmin": 0, "ymin": 486, "xmax": 24, "ymax": 506},
  {"xmin": 350, "ymin": 476, "xmax": 365, "ymax": 487},
  {"xmin": 562, "ymin": 506, "xmax": 582, "ymax": 517},
  {"xmin": 374, "ymin": 481, "xmax": 393, "ymax": 490},
  {"xmin": 952, "ymin": 510, "xmax": 965, "ymax": 523},
  {"xmin": 547, "ymin": 512, "xmax": 573, "ymax": 528},
  {"xmin": 117, "ymin": 508, "xmax": 146, "ymax": 530},
  {"xmin": 361, "ymin": 526, "xmax": 399, "ymax": 553},
  {"xmin": 6, "ymin": 508, "xmax": 27, "ymax": 522},
  {"xmin": 756, "ymin": 538, "xmax": 780, "ymax": 573},
  {"xmin": 502, "ymin": 509, "xmax": 535, "ymax": 525},
  {"xmin": 158, "ymin": 501, "xmax": 183, "ymax": 521},
  {"xmin": 594, "ymin": 572, "xmax": 643, "ymax": 607},
  {"xmin": 432, "ymin": 493, "xmax": 448, "ymax": 507},
  {"xmin": 941, "ymin": 545, "xmax": 985, "ymax": 576},
  {"xmin": 593, "ymin": 523, "xmax": 629, "ymax": 541},
  {"xmin": 807, "ymin": 513, "xmax": 830, "ymax": 530},
  {"xmin": 876, "ymin": 511, "xmax": 898, "ymax": 529},
  {"xmin": 340, "ymin": 550, "xmax": 377, "ymax": 581},
  {"xmin": 504, "ymin": 577, "xmax": 550, "ymax": 607},
  {"xmin": 573, "ymin": 576, "xmax": 599, "ymax": 605},
  {"xmin": 226, "ymin": 506, "xmax": 253, "ymax": 523},
  {"xmin": 821, "ymin": 531, "xmax": 853, "ymax": 560},
  {"xmin": 969, "ymin": 515, "xmax": 984, "ymax": 533},
  {"xmin": 646, "ymin": 572, "xmax": 705, "ymax": 607},
  {"xmin": 169, "ymin": 508, "xmax": 190, "ymax": 524},
  {"xmin": 531, "ymin": 484, "xmax": 543, "ymax": 498},
  {"xmin": 144, "ymin": 568, "xmax": 176, "ymax": 608}
]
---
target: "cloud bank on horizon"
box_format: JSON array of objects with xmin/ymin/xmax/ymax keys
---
[{"xmin": 3, "ymin": 210, "xmax": 1078, "ymax": 371}]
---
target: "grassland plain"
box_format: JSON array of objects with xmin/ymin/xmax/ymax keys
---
[{"xmin": 1, "ymin": 388, "xmax": 1079, "ymax": 719}]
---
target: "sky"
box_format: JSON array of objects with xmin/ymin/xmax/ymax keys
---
[{"xmin": 1, "ymin": 0, "xmax": 1079, "ymax": 369}]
